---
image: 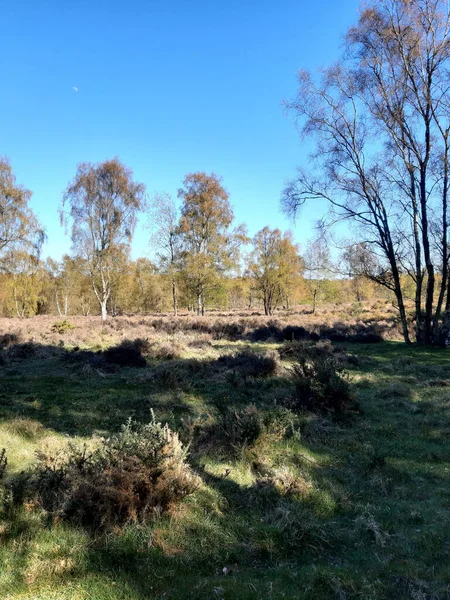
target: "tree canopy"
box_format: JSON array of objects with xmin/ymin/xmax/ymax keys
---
[{"xmin": 61, "ymin": 158, "xmax": 146, "ymax": 321}]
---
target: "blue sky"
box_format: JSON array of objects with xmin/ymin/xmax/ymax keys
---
[{"xmin": 2, "ymin": 0, "xmax": 360, "ymax": 261}]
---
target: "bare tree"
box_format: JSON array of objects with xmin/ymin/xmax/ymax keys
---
[
  {"xmin": 282, "ymin": 0, "xmax": 450, "ymax": 345},
  {"xmin": 303, "ymin": 239, "xmax": 332, "ymax": 314},
  {"xmin": 61, "ymin": 158, "xmax": 146, "ymax": 321},
  {"xmin": 148, "ymin": 193, "xmax": 181, "ymax": 316}
]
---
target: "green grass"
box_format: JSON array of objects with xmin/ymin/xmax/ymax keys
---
[{"xmin": 1, "ymin": 340, "xmax": 450, "ymax": 598}]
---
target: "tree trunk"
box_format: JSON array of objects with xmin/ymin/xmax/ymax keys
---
[
  {"xmin": 439, "ymin": 309, "xmax": 450, "ymax": 347},
  {"xmin": 55, "ymin": 291, "xmax": 62, "ymax": 316},
  {"xmin": 172, "ymin": 278, "xmax": 178, "ymax": 316},
  {"xmin": 101, "ymin": 300, "xmax": 108, "ymax": 322},
  {"xmin": 92, "ymin": 272, "xmax": 110, "ymax": 322},
  {"xmin": 391, "ymin": 265, "xmax": 411, "ymax": 345},
  {"xmin": 263, "ymin": 292, "xmax": 271, "ymax": 316}
]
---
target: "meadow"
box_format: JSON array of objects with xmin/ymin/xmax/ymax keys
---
[{"xmin": 1, "ymin": 302, "xmax": 450, "ymax": 599}]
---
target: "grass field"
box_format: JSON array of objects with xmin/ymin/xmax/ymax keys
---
[{"xmin": 1, "ymin": 309, "xmax": 450, "ymax": 599}]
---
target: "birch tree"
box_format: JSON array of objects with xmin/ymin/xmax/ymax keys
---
[
  {"xmin": 0, "ymin": 157, "xmax": 44, "ymax": 264},
  {"xmin": 249, "ymin": 227, "xmax": 303, "ymax": 315},
  {"xmin": 61, "ymin": 158, "xmax": 146, "ymax": 321},
  {"xmin": 178, "ymin": 172, "xmax": 247, "ymax": 315},
  {"xmin": 282, "ymin": 0, "xmax": 450, "ymax": 345}
]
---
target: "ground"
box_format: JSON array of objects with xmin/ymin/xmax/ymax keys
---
[{"xmin": 1, "ymin": 306, "xmax": 450, "ymax": 599}]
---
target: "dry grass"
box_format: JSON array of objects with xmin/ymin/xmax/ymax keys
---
[{"xmin": 0, "ymin": 302, "xmax": 402, "ymax": 354}]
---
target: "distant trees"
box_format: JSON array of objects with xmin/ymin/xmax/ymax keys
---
[
  {"xmin": 249, "ymin": 227, "xmax": 303, "ymax": 315},
  {"xmin": 303, "ymin": 240, "xmax": 332, "ymax": 314},
  {"xmin": 0, "ymin": 156, "xmax": 393, "ymax": 317},
  {"xmin": 61, "ymin": 158, "xmax": 146, "ymax": 321},
  {"xmin": 46, "ymin": 255, "xmax": 80, "ymax": 317},
  {"xmin": 4, "ymin": 251, "xmax": 46, "ymax": 317},
  {"xmin": 282, "ymin": 0, "xmax": 450, "ymax": 345},
  {"xmin": 0, "ymin": 157, "xmax": 44, "ymax": 264},
  {"xmin": 149, "ymin": 193, "xmax": 181, "ymax": 315},
  {"xmin": 177, "ymin": 173, "xmax": 247, "ymax": 315}
]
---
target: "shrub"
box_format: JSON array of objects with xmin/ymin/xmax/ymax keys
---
[
  {"xmin": 103, "ymin": 339, "xmax": 149, "ymax": 367},
  {"xmin": 0, "ymin": 333, "xmax": 21, "ymax": 348},
  {"xmin": 285, "ymin": 342, "xmax": 355, "ymax": 415},
  {"xmin": 279, "ymin": 339, "xmax": 358, "ymax": 366},
  {"xmin": 348, "ymin": 332, "xmax": 383, "ymax": 343},
  {"xmin": 198, "ymin": 405, "xmax": 265, "ymax": 456},
  {"xmin": 256, "ymin": 468, "xmax": 313, "ymax": 499},
  {"xmin": 280, "ymin": 325, "xmax": 313, "ymax": 342},
  {"xmin": 250, "ymin": 324, "xmax": 283, "ymax": 342},
  {"xmin": 52, "ymin": 320, "xmax": 76, "ymax": 334},
  {"xmin": 321, "ymin": 324, "xmax": 383, "ymax": 343},
  {"xmin": 145, "ymin": 340, "xmax": 186, "ymax": 360},
  {"xmin": 27, "ymin": 415, "xmax": 199, "ymax": 529},
  {"xmin": 0, "ymin": 448, "xmax": 6, "ymax": 481},
  {"xmin": 211, "ymin": 320, "xmax": 247, "ymax": 340},
  {"xmin": 7, "ymin": 342, "xmax": 38, "ymax": 359},
  {"xmin": 148, "ymin": 359, "xmax": 205, "ymax": 389},
  {"xmin": 64, "ymin": 348, "xmax": 111, "ymax": 372},
  {"xmin": 217, "ymin": 350, "xmax": 278, "ymax": 378}
]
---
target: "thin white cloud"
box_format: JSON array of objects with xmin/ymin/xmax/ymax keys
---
[{"xmin": 72, "ymin": 86, "xmax": 79, "ymax": 92}]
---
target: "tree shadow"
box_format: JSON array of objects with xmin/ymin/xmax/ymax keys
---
[
  {"xmin": 2, "ymin": 339, "xmax": 450, "ymax": 598},
  {"xmin": 0, "ymin": 342, "xmax": 293, "ymax": 438}
]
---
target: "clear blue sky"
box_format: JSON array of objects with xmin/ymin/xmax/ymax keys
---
[{"xmin": 2, "ymin": 0, "xmax": 360, "ymax": 261}]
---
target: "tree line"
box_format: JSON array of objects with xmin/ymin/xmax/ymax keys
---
[{"xmin": 0, "ymin": 157, "xmax": 384, "ymax": 319}]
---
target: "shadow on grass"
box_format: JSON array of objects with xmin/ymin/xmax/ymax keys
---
[
  {"xmin": 0, "ymin": 343, "xmax": 292, "ymax": 437},
  {"xmin": 2, "ymin": 340, "xmax": 450, "ymax": 598}
]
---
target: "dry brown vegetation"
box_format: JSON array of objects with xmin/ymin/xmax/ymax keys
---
[{"xmin": 0, "ymin": 301, "xmax": 402, "ymax": 351}]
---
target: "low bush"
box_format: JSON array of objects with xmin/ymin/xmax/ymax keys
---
[
  {"xmin": 147, "ymin": 359, "xmax": 205, "ymax": 389},
  {"xmin": 51, "ymin": 320, "xmax": 76, "ymax": 334},
  {"xmin": 250, "ymin": 321, "xmax": 384, "ymax": 344},
  {"xmin": 205, "ymin": 405, "xmax": 264, "ymax": 455},
  {"xmin": 64, "ymin": 348, "xmax": 111, "ymax": 372},
  {"xmin": 104, "ymin": 338, "xmax": 149, "ymax": 367},
  {"xmin": 22, "ymin": 415, "xmax": 199, "ymax": 529},
  {"xmin": 145, "ymin": 339, "xmax": 186, "ymax": 360},
  {"xmin": 217, "ymin": 350, "xmax": 278, "ymax": 378},
  {"xmin": 284, "ymin": 342, "xmax": 355, "ymax": 415},
  {"xmin": 211, "ymin": 320, "xmax": 247, "ymax": 340},
  {"xmin": 0, "ymin": 332, "xmax": 21, "ymax": 348},
  {"xmin": 255, "ymin": 467, "xmax": 313, "ymax": 499},
  {"xmin": 279, "ymin": 339, "xmax": 357, "ymax": 366},
  {"xmin": 250, "ymin": 324, "xmax": 284, "ymax": 342},
  {"xmin": 7, "ymin": 342, "xmax": 38, "ymax": 359}
]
